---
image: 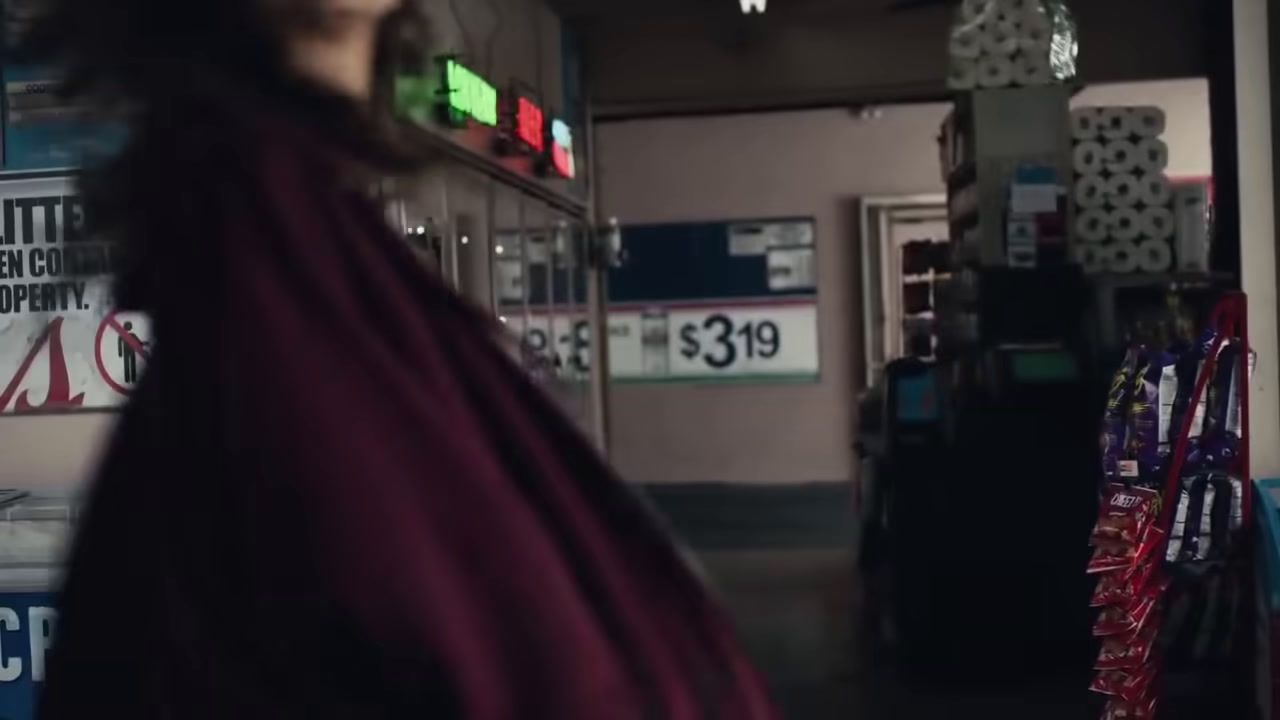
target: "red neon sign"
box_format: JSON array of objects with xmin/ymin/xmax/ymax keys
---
[{"xmin": 516, "ymin": 97, "xmax": 545, "ymax": 153}]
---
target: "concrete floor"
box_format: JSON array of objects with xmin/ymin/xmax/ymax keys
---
[
  {"xmin": 646, "ymin": 483, "xmax": 1101, "ymax": 719},
  {"xmin": 698, "ymin": 547, "xmax": 1099, "ymax": 720}
]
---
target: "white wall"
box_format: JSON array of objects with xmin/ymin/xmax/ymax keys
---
[
  {"xmin": 598, "ymin": 79, "xmax": 1212, "ymax": 486},
  {"xmin": 1233, "ymin": 0, "xmax": 1280, "ymax": 480}
]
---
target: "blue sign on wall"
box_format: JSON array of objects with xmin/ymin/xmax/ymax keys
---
[
  {"xmin": 2, "ymin": 66, "xmax": 122, "ymax": 171},
  {"xmin": 0, "ymin": 592, "xmax": 56, "ymax": 720}
]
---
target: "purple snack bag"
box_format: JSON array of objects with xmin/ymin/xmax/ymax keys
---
[
  {"xmin": 1101, "ymin": 348, "xmax": 1141, "ymax": 482},
  {"xmin": 1129, "ymin": 351, "xmax": 1175, "ymax": 486}
]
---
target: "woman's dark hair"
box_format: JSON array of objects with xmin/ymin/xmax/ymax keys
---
[
  {"xmin": 19, "ymin": 0, "xmax": 432, "ymax": 308},
  {"xmin": 20, "ymin": 0, "xmax": 431, "ymax": 166}
]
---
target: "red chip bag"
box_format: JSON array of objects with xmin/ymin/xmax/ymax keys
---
[
  {"xmin": 1094, "ymin": 584, "xmax": 1161, "ymax": 637},
  {"xmin": 1090, "ymin": 669, "xmax": 1126, "ymax": 696},
  {"xmin": 1096, "ymin": 623, "xmax": 1158, "ymax": 671},
  {"xmin": 1091, "ymin": 663, "xmax": 1158, "ymax": 704},
  {"xmin": 1088, "ymin": 522, "xmax": 1167, "ymax": 576},
  {"xmin": 1119, "ymin": 663, "xmax": 1158, "ymax": 703},
  {"xmin": 1102, "ymin": 693, "xmax": 1158, "ymax": 720},
  {"xmin": 1088, "ymin": 544, "xmax": 1136, "ymax": 575},
  {"xmin": 1092, "ymin": 557, "xmax": 1156, "ymax": 607},
  {"xmin": 1092, "ymin": 485, "xmax": 1160, "ymax": 546}
]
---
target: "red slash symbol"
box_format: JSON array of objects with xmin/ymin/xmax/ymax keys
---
[{"xmin": 95, "ymin": 312, "xmax": 150, "ymax": 395}]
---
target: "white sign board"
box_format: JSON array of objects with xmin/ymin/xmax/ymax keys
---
[
  {"xmin": 0, "ymin": 172, "xmax": 143, "ymax": 413},
  {"xmin": 506, "ymin": 300, "xmax": 819, "ymax": 383}
]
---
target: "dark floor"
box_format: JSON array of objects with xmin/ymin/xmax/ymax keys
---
[{"xmin": 643, "ymin": 482, "xmax": 1100, "ymax": 720}]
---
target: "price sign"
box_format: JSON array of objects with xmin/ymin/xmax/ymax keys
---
[
  {"xmin": 666, "ymin": 304, "xmax": 818, "ymax": 379},
  {"xmin": 504, "ymin": 301, "xmax": 818, "ymax": 383}
]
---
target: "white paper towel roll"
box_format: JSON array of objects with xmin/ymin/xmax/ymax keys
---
[
  {"xmin": 948, "ymin": 58, "xmax": 978, "ymax": 90},
  {"xmin": 1074, "ymin": 243, "xmax": 1109, "ymax": 274},
  {"xmin": 960, "ymin": 0, "xmax": 993, "ymax": 23},
  {"xmin": 1136, "ymin": 239, "xmax": 1173, "ymax": 273},
  {"xmin": 1107, "ymin": 174, "xmax": 1142, "ymax": 208},
  {"xmin": 1138, "ymin": 174, "xmax": 1172, "ymax": 207},
  {"xmin": 979, "ymin": 20, "xmax": 1020, "ymax": 55},
  {"xmin": 996, "ymin": 0, "xmax": 1032, "ymax": 14},
  {"xmin": 1110, "ymin": 208, "xmax": 1142, "ymax": 241},
  {"xmin": 1071, "ymin": 108, "xmax": 1101, "ymax": 141},
  {"xmin": 1073, "ymin": 140, "xmax": 1105, "ymax": 174},
  {"xmin": 1140, "ymin": 207, "xmax": 1176, "ymax": 240},
  {"xmin": 976, "ymin": 55, "xmax": 1014, "ymax": 88},
  {"xmin": 949, "ymin": 28, "xmax": 983, "ymax": 60},
  {"xmin": 1104, "ymin": 140, "xmax": 1139, "ymax": 174},
  {"xmin": 1134, "ymin": 138, "xmax": 1169, "ymax": 173},
  {"xmin": 1017, "ymin": 10, "xmax": 1053, "ymax": 52},
  {"xmin": 1075, "ymin": 208, "xmax": 1110, "ymax": 243},
  {"xmin": 1130, "ymin": 106, "xmax": 1167, "ymax": 138},
  {"xmin": 1108, "ymin": 240, "xmax": 1141, "ymax": 273},
  {"xmin": 1012, "ymin": 54, "xmax": 1052, "ymax": 86},
  {"xmin": 1075, "ymin": 175, "xmax": 1108, "ymax": 209},
  {"xmin": 1099, "ymin": 108, "xmax": 1133, "ymax": 141}
]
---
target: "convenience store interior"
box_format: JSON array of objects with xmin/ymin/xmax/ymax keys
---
[{"xmin": 0, "ymin": 0, "xmax": 1276, "ymax": 718}]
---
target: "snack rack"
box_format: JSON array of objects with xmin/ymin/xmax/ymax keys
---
[{"xmin": 1089, "ymin": 292, "xmax": 1254, "ymax": 719}]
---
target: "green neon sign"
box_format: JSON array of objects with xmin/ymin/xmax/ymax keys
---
[{"xmin": 441, "ymin": 58, "xmax": 498, "ymax": 127}]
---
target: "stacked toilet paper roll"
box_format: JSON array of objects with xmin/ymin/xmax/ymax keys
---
[
  {"xmin": 1071, "ymin": 105, "xmax": 1176, "ymax": 275},
  {"xmin": 948, "ymin": 0, "xmax": 1061, "ymax": 91}
]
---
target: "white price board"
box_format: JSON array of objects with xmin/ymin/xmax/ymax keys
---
[
  {"xmin": 0, "ymin": 172, "xmax": 143, "ymax": 413},
  {"xmin": 505, "ymin": 300, "xmax": 819, "ymax": 383},
  {"xmin": 665, "ymin": 304, "xmax": 818, "ymax": 379}
]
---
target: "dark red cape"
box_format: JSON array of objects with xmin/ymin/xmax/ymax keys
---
[{"xmin": 38, "ymin": 104, "xmax": 778, "ymax": 719}]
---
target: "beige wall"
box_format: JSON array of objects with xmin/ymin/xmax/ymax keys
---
[{"xmin": 598, "ymin": 79, "xmax": 1212, "ymax": 486}]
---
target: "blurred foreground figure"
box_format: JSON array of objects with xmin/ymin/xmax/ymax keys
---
[{"xmin": 28, "ymin": 1, "xmax": 777, "ymax": 717}]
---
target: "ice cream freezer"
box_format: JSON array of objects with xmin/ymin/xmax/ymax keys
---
[{"xmin": 0, "ymin": 493, "xmax": 75, "ymax": 720}]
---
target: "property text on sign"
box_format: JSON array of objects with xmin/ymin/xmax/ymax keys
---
[{"xmin": 0, "ymin": 173, "xmax": 138, "ymax": 414}]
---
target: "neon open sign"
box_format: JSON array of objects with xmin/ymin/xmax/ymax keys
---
[{"xmin": 441, "ymin": 59, "xmax": 498, "ymax": 127}]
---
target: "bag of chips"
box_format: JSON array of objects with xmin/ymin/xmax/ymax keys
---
[
  {"xmin": 1128, "ymin": 353, "xmax": 1176, "ymax": 484},
  {"xmin": 1096, "ymin": 622, "xmax": 1158, "ymax": 671},
  {"xmin": 1101, "ymin": 349, "xmax": 1141, "ymax": 482},
  {"xmin": 1090, "ymin": 663, "xmax": 1158, "ymax": 703},
  {"xmin": 1101, "ymin": 693, "xmax": 1158, "ymax": 719},
  {"xmin": 1094, "ymin": 583, "xmax": 1160, "ymax": 637},
  {"xmin": 1091, "ymin": 484, "xmax": 1159, "ymax": 546},
  {"xmin": 1091, "ymin": 556, "xmax": 1156, "ymax": 607},
  {"xmin": 1088, "ymin": 523, "xmax": 1165, "ymax": 575}
]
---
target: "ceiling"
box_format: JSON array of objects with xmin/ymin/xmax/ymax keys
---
[
  {"xmin": 549, "ymin": 0, "xmax": 911, "ymax": 21},
  {"xmin": 554, "ymin": 0, "xmax": 1211, "ymax": 118}
]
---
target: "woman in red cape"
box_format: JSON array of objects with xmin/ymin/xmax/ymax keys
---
[{"xmin": 27, "ymin": 1, "xmax": 779, "ymax": 717}]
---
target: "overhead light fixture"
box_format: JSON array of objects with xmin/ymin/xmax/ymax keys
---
[{"xmin": 739, "ymin": 0, "xmax": 766, "ymax": 13}]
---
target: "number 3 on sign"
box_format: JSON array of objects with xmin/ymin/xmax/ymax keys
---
[{"xmin": 679, "ymin": 314, "xmax": 781, "ymax": 370}]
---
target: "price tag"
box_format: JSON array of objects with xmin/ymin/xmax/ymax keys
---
[
  {"xmin": 504, "ymin": 301, "xmax": 819, "ymax": 383},
  {"xmin": 667, "ymin": 304, "xmax": 819, "ymax": 379}
]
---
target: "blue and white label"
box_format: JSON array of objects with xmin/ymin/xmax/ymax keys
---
[{"xmin": 0, "ymin": 594, "xmax": 57, "ymax": 720}]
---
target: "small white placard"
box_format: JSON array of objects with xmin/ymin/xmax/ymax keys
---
[
  {"xmin": 728, "ymin": 221, "xmax": 815, "ymax": 256},
  {"xmin": 766, "ymin": 247, "xmax": 816, "ymax": 290}
]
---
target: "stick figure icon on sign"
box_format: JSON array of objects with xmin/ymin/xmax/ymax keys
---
[{"xmin": 94, "ymin": 311, "xmax": 152, "ymax": 395}]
